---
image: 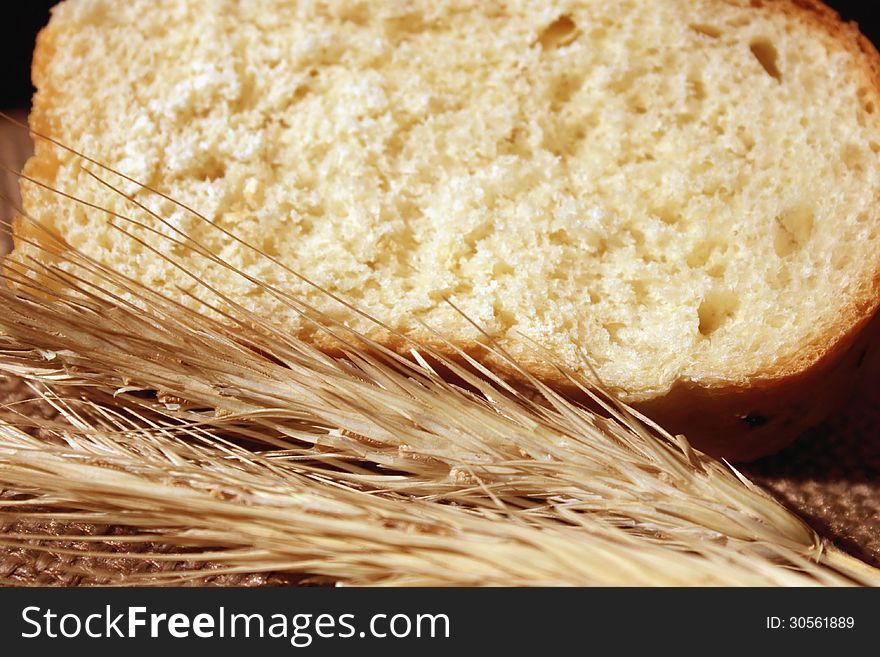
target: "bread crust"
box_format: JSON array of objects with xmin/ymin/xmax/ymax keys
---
[{"xmin": 12, "ymin": 0, "xmax": 880, "ymax": 462}]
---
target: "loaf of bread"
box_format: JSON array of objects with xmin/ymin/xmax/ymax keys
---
[{"xmin": 11, "ymin": 0, "xmax": 880, "ymax": 460}]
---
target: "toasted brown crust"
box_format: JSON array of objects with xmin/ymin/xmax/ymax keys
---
[
  {"xmin": 636, "ymin": 310, "xmax": 880, "ymax": 461},
  {"xmin": 11, "ymin": 0, "xmax": 880, "ymax": 462}
]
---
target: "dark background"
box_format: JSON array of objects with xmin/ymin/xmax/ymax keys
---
[{"xmin": 0, "ymin": 1, "xmax": 878, "ymax": 109}]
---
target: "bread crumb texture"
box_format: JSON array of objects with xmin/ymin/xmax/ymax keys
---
[{"xmin": 18, "ymin": 0, "xmax": 880, "ymax": 401}]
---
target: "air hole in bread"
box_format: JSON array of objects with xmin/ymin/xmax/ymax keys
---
[
  {"xmin": 689, "ymin": 24, "xmax": 722, "ymax": 38},
  {"xmin": 493, "ymin": 302, "xmax": 517, "ymax": 333},
  {"xmin": 841, "ymin": 143, "xmax": 866, "ymax": 173},
  {"xmin": 291, "ymin": 84, "xmax": 310, "ymax": 103},
  {"xmin": 856, "ymin": 87, "xmax": 876, "ymax": 114},
  {"xmin": 385, "ymin": 10, "xmax": 427, "ymax": 39},
  {"xmin": 548, "ymin": 72, "xmax": 584, "ymax": 108},
  {"xmin": 749, "ymin": 38, "xmax": 782, "ymax": 81},
  {"xmin": 548, "ymin": 229, "xmax": 568, "ymax": 246},
  {"xmin": 192, "ymin": 158, "xmax": 226, "ymax": 182},
  {"xmin": 630, "ymin": 279, "xmax": 649, "ymax": 304},
  {"xmin": 686, "ymin": 240, "xmax": 716, "ymax": 268},
  {"xmin": 338, "ymin": 2, "xmax": 370, "ymax": 26},
  {"xmin": 832, "ymin": 248, "xmax": 853, "ymax": 270},
  {"xmin": 538, "ymin": 15, "xmax": 578, "ymax": 50},
  {"xmin": 608, "ymin": 68, "xmax": 643, "ymax": 94},
  {"xmin": 687, "ymin": 74, "xmax": 706, "ymax": 103},
  {"xmin": 773, "ymin": 204, "xmax": 814, "ymax": 257},
  {"xmin": 606, "ymin": 322, "xmax": 626, "ymax": 344},
  {"xmin": 653, "ymin": 205, "xmax": 682, "ymax": 225},
  {"xmin": 698, "ymin": 289, "xmax": 739, "ymax": 336},
  {"xmin": 493, "ymin": 261, "xmax": 514, "ymax": 276}
]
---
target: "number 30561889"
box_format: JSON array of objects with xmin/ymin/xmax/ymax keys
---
[{"xmin": 766, "ymin": 617, "xmax": 855, "ymax": 629}]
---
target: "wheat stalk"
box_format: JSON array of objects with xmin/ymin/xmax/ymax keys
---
[{"xmin": 0, "ymin": 120, "xmax": 877, "ymax": 585}]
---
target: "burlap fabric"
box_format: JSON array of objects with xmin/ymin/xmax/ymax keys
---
[{"xmin": 745, "ymin": 370, "xmax": 880, "ymax": 568}]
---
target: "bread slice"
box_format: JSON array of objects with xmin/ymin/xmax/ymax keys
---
[{"xmin": 10, "ymin": 0, "xmax": 880, "ymax": 460}]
